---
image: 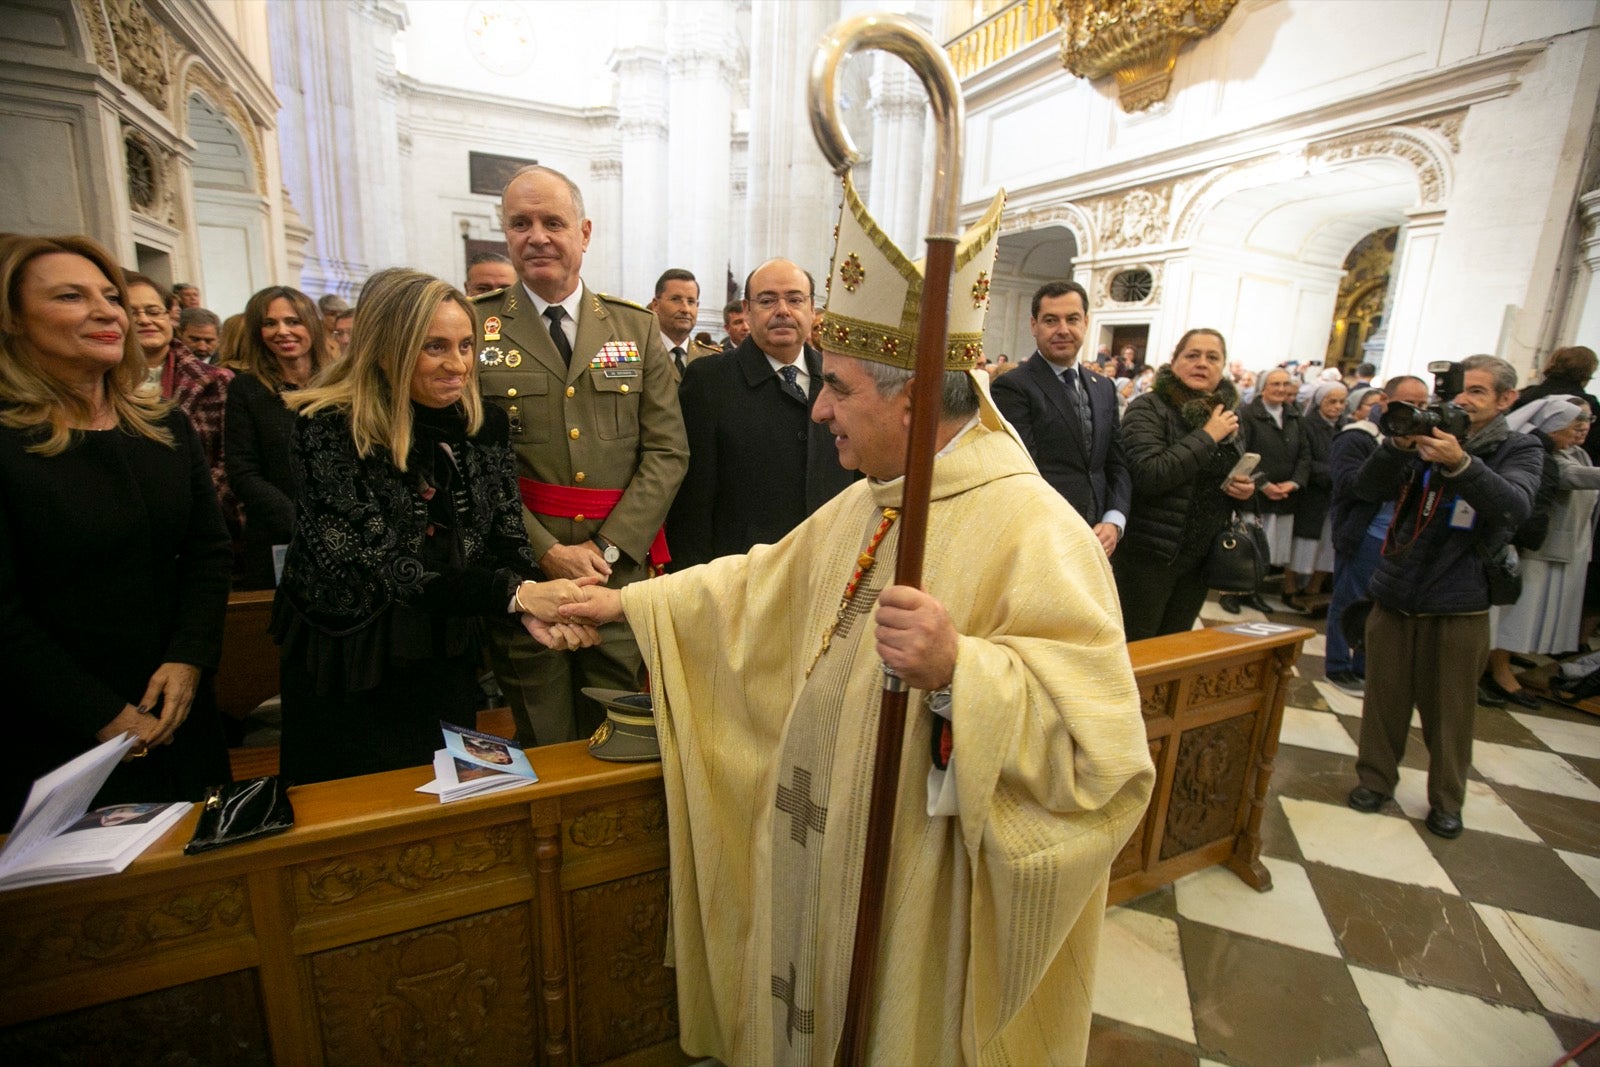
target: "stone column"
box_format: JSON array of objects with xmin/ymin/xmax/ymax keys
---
[
  {"xmin": 612, "ymin": 44, "xmax": 669, "ymax": 302},
  {"xmin": 587, "ymin": 152, "xmax": 625, "ymax": 292},
  {"xmin": 866, "ymin": 45, "xmax": 930, "ymax": 253},
  {"xmin": 1377, "ymin": 208, "xmax": 1447, "ymax": 383},
  {"xmin": 665, "ymin": 2, "xmax": 740, "ymax": 327},
  {"xmin": 1565, "ymin": 190, "xmax": 1600, "ymax": 355},
  {"xmin": 743, "ymin": 0, "xmax": 840, "ymax": 283}
]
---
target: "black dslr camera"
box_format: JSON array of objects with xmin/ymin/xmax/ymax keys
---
[{"xmin": 1379, "ymin": 400, "xmax": 1471, "ymax": 440}]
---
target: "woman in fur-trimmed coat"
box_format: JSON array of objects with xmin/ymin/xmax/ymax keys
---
[{"xmin": 1113, "ymin": 329, "xmax": 1258, "ymax": 640}]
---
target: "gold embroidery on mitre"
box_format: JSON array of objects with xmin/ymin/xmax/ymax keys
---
[{"xmin": 822, "ymin": 173, "xmax": 1005, "ymax": 372}]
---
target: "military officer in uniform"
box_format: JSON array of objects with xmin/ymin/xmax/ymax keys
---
[
  {"xmin": 475, "ymin": 164, "xmax": 688, "ymax": 744},
  {"xmin": 650, "ymin": 267, "xmax": 720, "ymax": 380}
]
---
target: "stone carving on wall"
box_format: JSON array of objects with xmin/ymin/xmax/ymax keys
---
[
  {"xmin": 1414, "ymin": 111, "xmax": 1466, "ymax": 154},
  {"xmin": 295, "ymin": 824, "xmax": 520, "ymax": 909},
  {"xmin": 0, "ymin": 880, "xmax": 247, "ymax": 987},
  {"xmin": 106, "ymin": 0, "xmax": 173, "ymax": 112},
  {"xmin": 1161, "ymin": 713, "xmax": 1255, "ymax": 857},
  {"xmin": 74, "ymin": 0, "xmax": 117, "ymax": 70},
  {"xmin": 1055, "ymin": 0, "xmax": 1239, "ymax": 112},
  {"xmin": 311, "ymin": 907, "xmax": 536, "ymax": 1064},
  {"xmin": 122, "ymin": 126, "xmax": 179, "ymax": 227},
  {"xmin": 567, "ymin": 795, "xmax": 669, "ymax": 851},
  {"xmin": 1187, "ymin": 660, "xmax": 1263, "ymax": 706},
  {"xmin": 570, "ymin": 871, "xmax": 678, "ymax": 1062},
  {"xmin": 183, "ymin": 65, "xmax": 270, "ymax": 197},
  {"xmin": 1309, "ymin": 127, "xmax": 1450, "ymax": 206},
  {"xmin": 1099, "ymin": 262, "xmax": 1163, "ymax": 306},
  {"xmin": 1079, "ymin": 179, "xmax": 1179, "ymax": 252}
]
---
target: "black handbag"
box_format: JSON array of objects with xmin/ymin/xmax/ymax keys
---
[
  {"xmin": 184, "ymin": 775, "xmax": 295, "ymax": 855},
  {"xmin": 1483, "ymin": 542, "xmax": 1522, "ymax": 607},
  {"xmin": 1203, "ymin": 513, "xmax": 1269, "ymax": 594}
]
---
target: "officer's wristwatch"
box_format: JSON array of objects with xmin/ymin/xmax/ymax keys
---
[{"xmin": 591, "ymin": 535, "xmax": 621, "ymax": 565}]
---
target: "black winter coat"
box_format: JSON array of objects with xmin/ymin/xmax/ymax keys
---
[
  {"xmin": 1121, "ymin": 370, "xmax": 1244, "ymax": 565},
  {"xmin": 1328, "ymin": 423, "xmax": 1382, "ymax": 558},
  {"xmin": 1293, "ymin": 414, "xmax": 1343, "ymax": 538},
  {"xmin": 1239, "ymin": 398, "xmax": 1311, "ymax": 515}
]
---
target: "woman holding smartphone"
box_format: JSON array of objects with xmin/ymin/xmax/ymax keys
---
[{"xmin": 1113, "ymin": 329, "xmax": 1258, "ymax": 639}]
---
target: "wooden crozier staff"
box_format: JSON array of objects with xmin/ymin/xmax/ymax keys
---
[{"xmin": 808, "ymin": 14, "xmax": 966, "ymax": 1066}]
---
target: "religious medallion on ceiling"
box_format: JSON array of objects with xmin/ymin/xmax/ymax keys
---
[{"xmin": 1054, "ymin": 0, "xmax": 1238, "ymax": 113}]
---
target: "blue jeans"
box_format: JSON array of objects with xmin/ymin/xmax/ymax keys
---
[{"xmin": 1325, "ymin": 533, "xmax": 1383, "ymax": 676}]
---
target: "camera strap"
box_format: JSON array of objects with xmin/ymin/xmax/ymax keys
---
[{"xmin": 1382, "ymin": 466, "xmax": 1448, "ymax": 558}]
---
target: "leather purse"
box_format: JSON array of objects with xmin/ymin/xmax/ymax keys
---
[
  {"xmin": 1203, "ymin": 512, "xmax": 1269, "ymax": 594},
  {"xmin": 184, "ymin": 775, "xmax": 295, "ymax": 855}
]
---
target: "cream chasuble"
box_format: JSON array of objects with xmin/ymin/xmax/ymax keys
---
[{"xmin": 621, "ymin": 419, "xmax": 1154, "ymax": 1066}]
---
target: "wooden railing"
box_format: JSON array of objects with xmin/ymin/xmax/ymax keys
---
[{"xmin": 946, "ymin": 0, "xmax": 1059, "ymax": 79}]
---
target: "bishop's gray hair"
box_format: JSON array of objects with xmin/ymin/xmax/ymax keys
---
[{"xmin": 858, "ymin": 360, "xmax": 978, "ymax": 420}]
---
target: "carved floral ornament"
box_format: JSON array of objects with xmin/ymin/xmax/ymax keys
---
[{"xmin": 1054, "ymin": 0, "xmax": 1239, "ymax": 113}]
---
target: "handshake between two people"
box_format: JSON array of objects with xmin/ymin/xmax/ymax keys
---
[{"xmin": 513, "ymin": 577, "xmax": 625, "ymax": 651}]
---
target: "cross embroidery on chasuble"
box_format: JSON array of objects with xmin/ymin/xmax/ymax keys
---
[
  {"xmin": 775, "ymin": 766, "xmax": 828, "ymax": 846},
  {"xmin": 771, "ymin": 962, "xmax": 816, "ymax": 1043}
]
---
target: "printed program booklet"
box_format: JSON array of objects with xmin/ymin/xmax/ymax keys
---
[
  {"xmin": 0, "ymin": 734, "xmax": 191, "ymax": 890},
  {"xmin": 415, "ymin": 722, "xmax": 539, "ymax": 803}
]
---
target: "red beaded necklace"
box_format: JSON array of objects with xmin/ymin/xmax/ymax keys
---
[{"xmin": 808, "ymin": 506, "xmax": 899, "ymax": 677}]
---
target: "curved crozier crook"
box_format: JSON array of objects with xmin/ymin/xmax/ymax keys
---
[{"xmin": 806, "ymin": 13, "xmax": 965, "ymax": 240}]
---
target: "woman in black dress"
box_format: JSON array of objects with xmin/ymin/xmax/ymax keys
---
[
  {"xmin": 0, "ymin": 234, "xmax": 231, "ymax": 828},
  {"xmin": 272, "ymin": 269, "xmax": 595, "ymax": 784},
  {"xmin": 224, "ymin": 285, "xmax": 331, "ymax": 588}
]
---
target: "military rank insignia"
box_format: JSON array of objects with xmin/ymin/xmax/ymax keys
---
[
  {"xmin": 591, "ymin": 341, "xmax": 641, "ymax": 378},
  {"xmin": 483, "ymin": 316, "xmax": 502, "ymax": 342},
  {"xmin": 505, "ymin": 350, "xmax": 522, "ymax": 368},
  {"xmin": 479, "ymin": 345, "xmax": 504, "ymax": 367}
]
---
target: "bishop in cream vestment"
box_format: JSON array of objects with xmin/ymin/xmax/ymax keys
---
[{"xmin": 620, "ymin": 410, "xmax": 1154, "ymax": 1065}]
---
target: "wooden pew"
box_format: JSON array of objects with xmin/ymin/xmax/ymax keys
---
[{"xmin": 0, "ymin": 623, "xmax": 1307, "ymax": 1063}]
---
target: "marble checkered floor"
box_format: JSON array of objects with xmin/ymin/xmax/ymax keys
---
[{"xmin": 1088, "ymin": 600, "xmax": 1600, "ymax": 1067}]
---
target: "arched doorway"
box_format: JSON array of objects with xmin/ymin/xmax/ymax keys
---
[
  {"xmin": 187, "ymin": 91, "xmax": 270, "ymax": 315},
  {"xmin": 988, "ymin": 224, "xmax": 1079, "ymax": 364}
]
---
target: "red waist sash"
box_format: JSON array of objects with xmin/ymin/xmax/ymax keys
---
[{"xmin": 518, "ymin": 478, "xmax": 670, "ymax": 567}]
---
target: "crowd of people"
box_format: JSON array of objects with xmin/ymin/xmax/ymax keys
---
[{"xmin": 5, "ymin": 158, "xmax": 1593, "ymax": 1059}]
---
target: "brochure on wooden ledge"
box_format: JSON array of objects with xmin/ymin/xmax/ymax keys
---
[
  {"xmin": 0, "ymin": 734, "xmax": 192, "ymax": 890},
  {"xmin": 415, "ymin": 721, "xmax": 539, "ymax": 803}
]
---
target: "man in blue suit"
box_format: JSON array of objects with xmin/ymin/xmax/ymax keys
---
[{"xmin": 992, "ymin": 280, "xmax": 1131, "ymax": 556}]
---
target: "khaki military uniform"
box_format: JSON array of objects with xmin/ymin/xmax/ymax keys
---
[
  {"xmin": 666, "ymin": 335, "xmax": 723, "ymax": 382},
  {"xmin": 474, "ymin": 283, "xmax": 688, "ymax": 745}
]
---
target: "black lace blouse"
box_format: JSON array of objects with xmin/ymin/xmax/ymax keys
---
[{"xmin": 271, "ymin": 402, "xmax": 541, "ymax": 695}]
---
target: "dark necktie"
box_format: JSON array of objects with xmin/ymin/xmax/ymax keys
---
[
  {"xmin": 544, "ymin": 305, "xmax": 573, "ymax": 366},
  {"xmin": 672, "ymin": 346, "xmax": 686, "ymax": 374},
  {"xmin": 778, "ymin": 364, "xmax": 807, "ymax": 404},
  {"xmin": 1065, "ymin": 366, "xmax": 1092, "ymax": 442}
]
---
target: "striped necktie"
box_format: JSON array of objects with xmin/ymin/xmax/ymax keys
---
[{"xmin": 1065, "ymin": 366, "xmax": 1092, "ymax": 441}]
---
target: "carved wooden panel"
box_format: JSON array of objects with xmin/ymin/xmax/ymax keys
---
[
  {"xmin": 1185, "ymin": 660, "xmax": 1264, "ymax": 708},
  {"xmin": 0, "ymin": 967, "xmax": 268, "ymax": 1064},
  {"xmin": 571, "ymin": 871, "xmax": 678, "ymax": 1063},
  {"xmin": 1140, "ymin": 681, "xmax": 1172, "ymax": 719},
  {"xmin": 1161, "ymin": 714, "xmax": 1257, "ymax": 859},
  {"xmin": 1112, "ymin": 739, "xmax": 1164, "ymax": 879},
  {"xmin": 309, "ymin": 906, "xmax": 535, "ymax": 1064},
  {"xmin": 293, "ymin": 824, "xmax": 521, "ymax": 912},
  {"xmin": 0, "ymin": 879, "xmax": 247, "ymax": 986},
  {"xmin": 566, "ymin": 795, "xmax": 668, "ymax": 852}
]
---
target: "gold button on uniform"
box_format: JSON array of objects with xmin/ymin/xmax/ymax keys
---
[
  {"xmin": 574, "ymin": 513, "xmax": 585, "ymax": 523},
  {"xmin": 575, "ymin": 472, "xmax": 586, "ymax": 482},
  {"xmin": 569, "ymin": 428, "xmax": 580, "ymax": 439},
  {"xmin": 620, "ymin": 384, "xmax": 630, "ymax": 394},
  {"xmin": 565, "ymin": 386, "xmax": 575, "ymax": 398},
  {"xmin": 507, "ymin": 388, "xmax": 518, "ymax": 398}
]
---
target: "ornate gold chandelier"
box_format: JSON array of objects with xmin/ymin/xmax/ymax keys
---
[{"xmin": 1054, "ymin": 0, "xmax": 1238, "ymax": 112}]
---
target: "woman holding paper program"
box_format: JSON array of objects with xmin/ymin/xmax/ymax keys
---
[
  {"xmin": 0, "ymin": 234, "xmax": 232, "ymax": 830},
  {"xmin": 272, "ymin": 269, "xmax": 597, "ymax": 784}
]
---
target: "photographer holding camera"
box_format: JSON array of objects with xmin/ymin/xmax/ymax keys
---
[{"xmin": 1346, "ymin": 355, "xmax": 1543, "ymax": 839}]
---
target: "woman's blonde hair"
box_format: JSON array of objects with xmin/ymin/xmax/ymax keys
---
[
  {"xmin": 0, "ymin": 233, "xmax": 171, "ymax": 455},
  {"xmin": 235, "ymin": 286, "xmax": 329, "ymax": 392},
  {"xmin": 289, "ymin": 269, "xmax": 482, "ymax": 470}
]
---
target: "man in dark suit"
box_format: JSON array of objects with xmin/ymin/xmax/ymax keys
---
[
  {"xmin": 666, "ymin": 258, "xmax": 855, "ymax": 570},
  {"xmin": 991, "ymin": 280, "xmax": 1131, "ymax": 556}
]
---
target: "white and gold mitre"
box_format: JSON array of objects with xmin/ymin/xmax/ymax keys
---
[{"xmin": 820, "ymin": 174, "xmax": 1005, "ymax": 371}]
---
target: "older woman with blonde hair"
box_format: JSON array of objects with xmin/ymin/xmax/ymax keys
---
[
  {"xmin": 0, "ymin": 234, "xmax": 230, "ymax": 828},
  {"xmin": 272, "ymin": 268, "xmax": 596, "ymax": 783},
  {"xmin": 225, "ymin": 285, "xmax": 331, "ymax": 587}
]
